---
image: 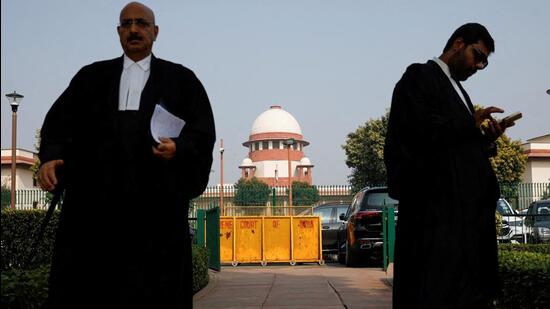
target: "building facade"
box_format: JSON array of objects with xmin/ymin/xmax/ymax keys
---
[
  {"xmin": 521, "ymin": 134, "xmax": 550, "ymax": 183},
  {"xmin": 1, "ymin": 148, "xmax": 39, "ymax": 190},
  {"xmin": 239, "ymin": 105, "xmax": 314, "ymax": 186}
]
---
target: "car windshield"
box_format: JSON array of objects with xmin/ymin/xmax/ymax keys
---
[
  {"xmin": 360, "ymin": 192, "xmax": 398, "ymax": 211},
  {"xmin": 536, "ymin": 203, "xmax": 550, "ymax": 222},
  {"xmin": 497, "ymin": 199, "xmax": 514, "ymax": 215}
]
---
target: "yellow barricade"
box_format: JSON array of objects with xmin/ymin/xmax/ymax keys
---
[{"xmin": 219, "ymin": 216, "xmax": 324, "ymax": 266}]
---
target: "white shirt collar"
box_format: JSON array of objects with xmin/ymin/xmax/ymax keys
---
[
  {"xmin": 432, "ymin": 56, "xmax": 472, "ymax": 114},
  {"xmin": 432, "ymin": 57, "xmax": 452, "ymax": 80},
  {"xmin": 123, "ymin": 54, "xmax": 151, "ymax": 71}
]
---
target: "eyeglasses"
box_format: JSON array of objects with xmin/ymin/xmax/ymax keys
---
[
  {"xmin": 119, "ymin": 18, "xmax": 153, "ymax": 29},
  {"xmin": 472, "ymin": 47, "xmax": 489, "ymax": 68}
]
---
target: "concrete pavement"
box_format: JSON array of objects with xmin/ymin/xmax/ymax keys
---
[{"xmin": 193, "ymin": 263, "xmax": 392, "ymax": 309}]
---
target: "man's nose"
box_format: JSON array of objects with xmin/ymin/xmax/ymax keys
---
[{"xmin": 129, "ymin": 22, "xmax": 139, "ymax": 32}]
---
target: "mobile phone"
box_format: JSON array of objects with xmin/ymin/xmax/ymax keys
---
[{"xmin": 500, "ymin": 111, "xmax": 522, "ymax": 126}]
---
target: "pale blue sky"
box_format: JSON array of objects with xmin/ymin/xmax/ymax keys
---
[{"xmin": 2, "ymin": 0, "xmax": 549, "ymax": 186}]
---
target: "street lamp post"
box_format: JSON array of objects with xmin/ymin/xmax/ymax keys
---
[
  {"xmin": 5, "ymin": 91, "xmax": 24, "ymax": 210},
  {"xmin": 283, "ymin": 138, "xmax": 295, "ymax": 209},
  {"xmin": 220, "ymin": 139, "xmax": 224, "ymax": 215}
]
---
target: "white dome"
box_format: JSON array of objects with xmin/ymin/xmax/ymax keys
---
[
  {"xmin": 300, "ymin": 157, "xmax": 312, "ymax": 165},
  {"xmin": 250, "ymin": 106, "xmax": 302, "ymax": 135},
  {"xmin": 240, "ymin": 158, "xmax": 254, "ymax": 167}
]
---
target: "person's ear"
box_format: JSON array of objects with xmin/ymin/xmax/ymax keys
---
[
  {"xmin": 453, "ymin": 38, "xmax": 465, "ymax": 51},
  {"xmin": 153, "ymin": 25, "xmax": 159, "ymax": 41}
]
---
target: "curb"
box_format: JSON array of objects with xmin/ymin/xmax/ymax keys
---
[
  {"xmin": 193, "ymin": 270, "xmax": 220, "ymax": 302},
  {"xmin": 383, "ymin": 263, "xmax": 394, "ymax": 287}
]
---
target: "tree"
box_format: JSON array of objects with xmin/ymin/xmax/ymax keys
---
[
  {"xmin": 343, "ymin": 106, "xmax": 527, "ymax": 195},
  {"xmin": 30, "ymin": 129, "xmax": 41, "ymax": 183},
  {"xmin": 233, "ymin": 177, "xmax": 271, "ymax": 206},
  {"xmin": 1, "ymin": 183, "xmax": 10, "ymax": 208},
  {"xmin": 490, "ymin": 134, "xmax": 527, "ymax": 184},
  {"xmin": 342, "ymin": 111, "xmax": 388, "ymax": 193},
  {"xmin": 290, "ymin": 181, "xmax": 320, "ymax": 206}
]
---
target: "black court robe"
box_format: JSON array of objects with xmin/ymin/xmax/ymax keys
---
[
  {"xmin": 39, "ymin": 55, "xmax": 215, "ymax": 309},
  {"xmin": 384, "ymin": 60, "xmax": 500, "ymax": 309}
]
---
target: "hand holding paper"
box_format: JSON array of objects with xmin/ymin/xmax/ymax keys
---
[{"xmin": 150, "ymin": 104, "xmax": 186, "ymax": 143}]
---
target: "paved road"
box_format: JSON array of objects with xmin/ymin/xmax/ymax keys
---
[{"xmin": 193, "ymin": 263, "xmax": 392, "ymax": 309}]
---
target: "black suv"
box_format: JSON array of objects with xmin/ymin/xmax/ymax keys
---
[
  {"xmin": 337, "ymin": 187, "xmax": 398, "ymax": 266},
  {"xmin": 313, "ymin": 203, "xmax": 350, "ymax": 255},
  {"xmin": 524, "ymin": 199, "xmax": 550, "ymax": 243}
]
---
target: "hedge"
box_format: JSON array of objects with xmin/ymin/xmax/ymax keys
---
[
  {"xmin": 1, "ymin": 210, "xmax": 210, "ymax": 308},
  {"xmin": 494, "ymin": 244, "xmax": 550, "ymax": 309},
  {"xmin": 192, "ymin": 245, "xmax": 210, "ymax": 294},
  {"xmin": 499, "ymin": 243, "xmax": 550, "ymax": 255},
  {"xmin": 1, "ymin": 210, "xmax": 59, "ymax": 270}
]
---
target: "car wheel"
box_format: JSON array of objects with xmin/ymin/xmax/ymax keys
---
[
  {"xmin": 337, "ymin": 240, "xmax": 345, "ymax": 264},
  {"xmin": 345, "ymin": 240, "xmax": 357, "ymax": 267}
]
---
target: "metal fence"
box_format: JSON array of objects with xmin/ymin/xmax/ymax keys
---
[
  {"xmin": 500, "ymin": 182, "xmax": 549, "ymax": 210},
  {"xmin": 6, "ymin": 182, "xmax": 548, "ymax": 211},
  {"xmin": 193, "ymin": 184, "xmax": 353, "ymax": 209}
]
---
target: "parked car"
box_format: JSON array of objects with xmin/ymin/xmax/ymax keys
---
[
  {"xmin": 524, "ymin": 199, "xmax": 550, "ymax": 243},
  {"xmin": 313, "ymin": 203, "xmax": 350, "ymax": 255},
  {"xmin": 337, "ymin": 187, "xmax": 398, "ymax": 267},
  {"xmin": 496, "ymin": 198, "xmax": 527, "ymax": 243}
]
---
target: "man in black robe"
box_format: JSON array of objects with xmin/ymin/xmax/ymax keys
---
[
  {"xmin": 37, "ymin": 2, "xmax": 215, "ymax": 308},
  {"xmin": 384, "ymin": 23, "xmax": 515, "ymax": 308}
]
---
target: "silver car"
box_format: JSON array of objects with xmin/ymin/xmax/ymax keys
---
[{"xmin": 497, "ymin": 198, "xmax": 527, "ymax": 243}]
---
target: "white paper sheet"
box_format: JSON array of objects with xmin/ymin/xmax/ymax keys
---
[{"xmin": 150, "ymin": 104, "xmax": 186, "ymax": 143}]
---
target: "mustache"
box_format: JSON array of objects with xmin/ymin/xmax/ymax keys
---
[{"xmin": 127, "ymin": 34, "xmax": 143, "ymax": 42}]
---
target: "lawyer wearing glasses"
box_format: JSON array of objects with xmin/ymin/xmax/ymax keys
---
[
  {"xmin": 385, "ymin": 23, "xmax": 515, "ymax": 309},
  {"xmin": 38, "ymin": 2, "xmax": 215, "ymax": 308}
]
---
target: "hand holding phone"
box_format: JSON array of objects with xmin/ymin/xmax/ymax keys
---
[{"xmin": 499, "ymin": 111, "xmax": 522, "ymax": 128}]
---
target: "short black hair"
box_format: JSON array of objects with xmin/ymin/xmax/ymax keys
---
[{"xmin": 443, "ymin": 23, "xmax": 495, "ymax": 53}]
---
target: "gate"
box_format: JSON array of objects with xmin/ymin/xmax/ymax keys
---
[{"xmin": 197, "ymin": 208, "xmax": 221, "ymax": 271}]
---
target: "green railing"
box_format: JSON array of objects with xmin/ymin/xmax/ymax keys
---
[
  {"xmin": 196, "ymin": 208, "xmax": 221, "ymax": 271},
  {"xmin": 382, "ymin": 205, "xmax": 396, "ymax": 271}
]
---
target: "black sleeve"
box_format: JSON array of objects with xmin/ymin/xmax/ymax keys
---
[
  {"xmin": 393, "ymin": 65, "xmax": 482, "ymax": 145},
  {"xmin": 173, "ymin": 71, "xmax": 216, "ymax": 200},
  {"xmin": 39, "ymin": 68, "xmax": 85, "ymax": 165}
]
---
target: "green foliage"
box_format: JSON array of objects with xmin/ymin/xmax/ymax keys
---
[
  {"xmin": 233, "ymin": 177, "xmax": 271, "ymax": 206},
  {"xmin": 490, "ymin": 134, "xmax": 527, "ymax": 184},
  {"xmin": 1, "ymin": 266, "xmax": 49, "ymax": 309},
  {"xmin": 1, "ymin": 185, "xmax": 10, "ymax": 209},
  {"xmin": 495, "ymin": 212, "xmax": 503, "ymax": 236},
  {"xmin": 289, "ymin": 181, "xmax": 320, "ymax": 206},
  {"xmin": 499, "ymin": 243, "xmax": 550, "ymax": 255},
  {"xmin": 1, "ymin": 211, "xmax": 211, "ymax": 307},
  {"xmin": 30, "ymin": 129, "xmax": 42, "ymax": 184},
  {"xmin": 192, "ymin": 245, "xmax": 210, "ymax": 294},
  {"xmin": 1, "ymin": 210, "xmax": 59, "ymax": 270},
  {"xmin": 495, "ymin": 245, "xmax": 550, "ymax": 309},
  {"xmin": 342, "ymin": 111, "xmax": 388, "ymax": 193}
]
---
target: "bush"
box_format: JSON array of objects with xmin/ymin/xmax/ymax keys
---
[
  {"xmin": 499, "ymin": 243, "xmax": 550, "ymax": 255},
  {"xmin": 1, "ymin": 185, "xmax": 11, "ymax": 209},
  {"xmin": 1, "ymin": 210, "xmax": 59, "ymax": 270},
  {"xmin": 192, "ymin": 245, "xmax": 210, "ymax": 294},
  {"xmin": 1, "ymin": 210, "xmax": 211, "ymax": 308},
  {"xmin": 1, "ymin": 266, "xmax": 49, "ymax": 309},
  {"xmin": 233, "ymin": 177, "xmax": 271, "ymax": 206},
  {"xmin": 494, "ymin": 244, "xmax": 550, "ymax": 309},
  {"xmin": 290, "ymin": 181, "xmax": 320, "ymax": 206}
]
